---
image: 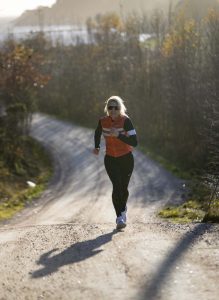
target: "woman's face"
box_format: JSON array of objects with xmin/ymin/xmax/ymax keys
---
[{"xmin": 107, "ymin": 100, "xmax": 120, "ymax": 119}]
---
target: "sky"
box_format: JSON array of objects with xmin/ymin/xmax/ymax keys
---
[{"xmin": 0, "ymin": 0, "xmax": 56, "ymax": 17}]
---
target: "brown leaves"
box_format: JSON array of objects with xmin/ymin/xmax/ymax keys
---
[
  {"xmin": 161, "ymin": 18, "xmax": 199, "ymax": 57},
  {"xmin": 0, "ymin": 42, "xmax": 51, "ymax": 98}
]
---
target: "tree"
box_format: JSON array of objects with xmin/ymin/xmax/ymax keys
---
[
  {"xmin": 0, "ymin": 37, "xmax": 50, "ymax": 171},
  {"xmin": 201, "ymin": 10, "xmax": 219, "ymax": 198}
]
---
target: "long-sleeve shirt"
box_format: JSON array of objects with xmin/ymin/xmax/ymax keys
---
[{"xmin": 94, "ymin": 116, "xmax": 138, "ymax": 149}]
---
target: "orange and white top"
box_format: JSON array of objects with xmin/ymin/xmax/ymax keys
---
[{"xmin": 94, "ymin": 115, "xmax": 137, "ymax": 157}]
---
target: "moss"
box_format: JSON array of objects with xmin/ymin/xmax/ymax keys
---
[
  {"xmin": 158, "ymin": 198, "xmax": 219, "ymax": 223},
  {"xmin": 158, "ymin": 201, "xmax": 206, "ymax": 223}
]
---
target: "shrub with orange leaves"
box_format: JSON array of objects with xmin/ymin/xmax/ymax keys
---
[{"xmin": 0, "ymin": 40, "xmax": 51, "ymax": 111}]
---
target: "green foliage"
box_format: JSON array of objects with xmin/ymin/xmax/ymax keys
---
[
  {"xmin": 0, "ymin": 184, "xmax": 43, "ymax": 220},
  {"xmin": 203, "ymin": 199, "xmax": 219, "ymax": 222},
  {"xmin": 159, "ymin": 181, "xmax": 219, "ymax": 223},
  {"xmin": 0, "ymin": 137, "xmax": 53, "ymax": 221}
]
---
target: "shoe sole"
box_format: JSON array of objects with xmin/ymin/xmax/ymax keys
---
[{"xmin": 116, "ymin": 223, "xmax": 127, "ymax": 230}]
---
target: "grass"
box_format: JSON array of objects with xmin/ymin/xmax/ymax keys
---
[
  {"xmin": 159, "ymin": 175, "xmax": 219, "ymax": 224},
  {"xmin": 158, "ymin": 198, "xmax": 219, "ymax": 224},
  {"xmin": 0, "ymin": 182, "xmax": 46, "ymax": 220},
  {"xmin": 138, "ymin": 144, "xmax": 193, "ymax": 180},
  {"xmin": 139, "ymin": 144, "xmax": 219, "ymax": 223},
  {"xmin": 158, "ymin": 180, "xmax": 219, "ymax": 223},
  {"xmin": 202, "ymin": 199, "xmax": 219, "ymax": 223},
  {"xmin": 0, "ymin": 137, "xmax": 53, "ymax": 222},
  {"xmin": 158, "ymin": 200, "xmax": 206, "ymax": 223}
]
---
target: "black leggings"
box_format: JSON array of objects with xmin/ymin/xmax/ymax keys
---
[{"xmin": 104, "ymin": 152, "xmax": 134, "ymax": 217}]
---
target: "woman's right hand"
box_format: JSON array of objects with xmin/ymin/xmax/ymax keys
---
[{"xmin": 93, "ymin": 148, "xmax": 100, "ymax": 155}]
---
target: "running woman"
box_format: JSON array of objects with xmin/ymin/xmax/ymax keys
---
[{"xmin": 93, "ymin": 96, "xmax": 138, "ymax": 230}]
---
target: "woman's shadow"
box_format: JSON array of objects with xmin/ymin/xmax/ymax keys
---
[{"xmin": 31, "ymin": 230, "xmax": 117, "ymax": 278}]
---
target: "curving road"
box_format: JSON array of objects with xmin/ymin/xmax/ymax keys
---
[{"xmin": 0, "ymin": 113, "xmax": 218, "ymax": 300}]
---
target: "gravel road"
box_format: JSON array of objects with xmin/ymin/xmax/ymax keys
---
[{"xmin": 0, "ymin": 113, "xmax": 218, "ymax": 300}]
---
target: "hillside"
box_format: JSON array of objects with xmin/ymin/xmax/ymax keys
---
[
  {"xmin": 12, "ymin": 0, "xmax": 219, "ymax": 27},
  {"xmin": 14, "ymin": 0, "xmax": 178, "ymax": 26}
]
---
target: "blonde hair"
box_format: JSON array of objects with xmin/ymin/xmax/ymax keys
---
[{"xmin": 104, "ymin": 96, "xmax": 128, "ymax": 116}]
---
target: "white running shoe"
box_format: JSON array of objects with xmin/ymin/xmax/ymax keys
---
[
  {"xmin": 116, "ymin": 216, "xmax": 126, "ymax": 230},
  {"xmin": 121, "ymin": 206, "xmax": 127, "ymax": 223}
]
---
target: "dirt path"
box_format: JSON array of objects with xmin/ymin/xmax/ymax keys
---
[{"xmin": 0, "ymin": 113, "xmax": 218, "ymax": 300}]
